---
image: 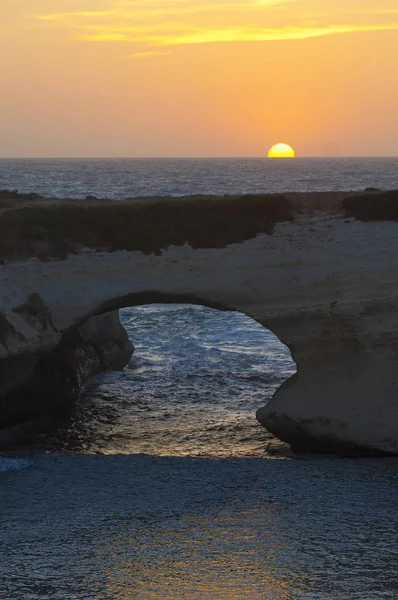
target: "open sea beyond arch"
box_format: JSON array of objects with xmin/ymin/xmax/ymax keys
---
[{"xmin": 1, "ymin": 157, "xmax": 398, "ymax": 599}]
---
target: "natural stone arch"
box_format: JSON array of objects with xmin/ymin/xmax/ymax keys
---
[
  {"xmin": 1, "ymin": 191, "xmax": 398, "ymax": 455},
  {"xmin": 95, "ymin": 293, "xmax": 300, "ymax": 445},
  {"xmin": 0, "ymin": 293, "xmax": 297, "ymax": 450},
  {"xmin": 86, "ymin": 291, "xmax": 385, "ymax": 457},
  {"xmin": 84, "ymin": 292, "xmax": 301, "ymax": 451},
  {"xmin": 94, "ymin": 291, "xmax": 234, "ymax": 319}
]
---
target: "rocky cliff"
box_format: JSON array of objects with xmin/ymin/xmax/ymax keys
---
[
  {"xmin": 1, "ymin": 190, "xmax": 398, "ymax": 455},
  {"xmin": 0, "ymin": 309, "xmax": 133, "ymax": 435}
]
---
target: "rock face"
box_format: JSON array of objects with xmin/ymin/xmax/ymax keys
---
[
  {"xmin": 0, "ymin": 310, "xmax": 133, "ymax": 432},
  {"xmin": 1, "ymin": 191, "xmax": 398, "ymax": 455}
]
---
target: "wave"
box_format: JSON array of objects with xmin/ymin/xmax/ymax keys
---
[{"xmin": 0, "ymin": 457, "xmax": 31, "ymax": 472}]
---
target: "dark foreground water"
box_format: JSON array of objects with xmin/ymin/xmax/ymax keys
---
[
  {"xmin": 1, "ymin": 455, "xmax": 398, "ymax": 599},
  {"xmin": 1, "ymin": 159, "xmax": 398, "ymax": 598}
]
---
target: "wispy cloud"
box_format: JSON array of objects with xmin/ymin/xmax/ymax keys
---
[
  {"xmin": 126, "ymin": 51, "xmax": 172, "ymax": 58},
  {"xmin": 31, "ymin": 0, "xmax": 398, "ymax": 50},
  {"xmin": 34, "ymin": 11, "xmax": 111, "ymax": 22}
]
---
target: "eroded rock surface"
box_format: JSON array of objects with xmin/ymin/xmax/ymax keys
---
[
  {"xmin": 0, "ymin": 310, "xmax": 133, "ymax": 434},
  {"xmin": 1, "ymin": 191, "xmax": 398, "ymax": 455}
]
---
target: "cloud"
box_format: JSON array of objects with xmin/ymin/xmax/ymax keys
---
[
  {"xmin": 31, "ymin": 0, "xmax": 398, "ymax": 49},
  {"xmin": 74, "ymin": 24, "xmax": 398, "ymax": 45},
  {"xmin": 34, "ymin": 11, "xmax": 111, "ymax": 21},
  {"xmin": 126, "ymin": 51, "xmax": 172, "ymax": 58}
]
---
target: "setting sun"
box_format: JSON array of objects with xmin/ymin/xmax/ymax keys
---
[{"xmin": 268, "ymin": 143, "xmax": 296, "ymax": 159}]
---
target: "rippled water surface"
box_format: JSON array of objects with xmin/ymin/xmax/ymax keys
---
[
  {"xmin": 1, "ymin": 455, "xmax": 398, "ymax": 599},
  {"xmin": 35, "ymin": 305, "xmax": 295, "ymax": 458},
  {"xmin": 1, "ymin": 157, "xmax": 398, "ymax": 198}
]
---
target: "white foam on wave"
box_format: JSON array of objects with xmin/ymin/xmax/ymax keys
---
[{"xmin": 0, "ymin": 458, "xmax": 31, "ymax": 473}]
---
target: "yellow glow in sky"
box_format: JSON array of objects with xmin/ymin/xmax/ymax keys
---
[
  {"xmin": 2, "ymin": 0, "xmax": 398, "ymax": 157},
  {"xmin": 30, "ymin": 1, "xmax": 398, "ymax": 46}
]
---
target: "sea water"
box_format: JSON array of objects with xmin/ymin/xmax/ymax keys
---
[
  {"xmin": 1, "ymin": 158, "xmax": 397, "ymax": 599},
  {"xmin": 0, "ymin": 157, "xmax": 397, "ymax": 198}
]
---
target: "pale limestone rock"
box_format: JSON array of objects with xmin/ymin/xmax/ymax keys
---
[{"xmin": 1, "ymin": 196, "xmax": 398, "ymax": 455}]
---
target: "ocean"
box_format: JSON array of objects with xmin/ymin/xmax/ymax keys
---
[
  {"xmin": 1, "ymin": 157, "xmax": 398, "ymax": 198},
  {"xmin": 1, "ymin": 158, "xmax": 397, "ymax": 599}
]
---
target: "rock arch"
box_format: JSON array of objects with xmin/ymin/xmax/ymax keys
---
[{"xmin": 1, "ymin": 192, "xmax": 398, "ymax": 455}]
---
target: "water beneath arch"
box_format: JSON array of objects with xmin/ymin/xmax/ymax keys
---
[{"xmin": 36, "ymin": 304, "xmax": 296, "ymax": 458}]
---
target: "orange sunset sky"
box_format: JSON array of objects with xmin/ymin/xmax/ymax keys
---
[{"xmin": 2, "ymin": 0, "xmax": 398, "ymax": 157}]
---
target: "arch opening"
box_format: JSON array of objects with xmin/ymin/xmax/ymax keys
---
[{"xmin": 34, "ymin": 302, "xmax": 297, "ymax": 458}]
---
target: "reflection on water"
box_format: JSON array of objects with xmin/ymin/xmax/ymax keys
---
[
  {"xmin": 1, "ymin": 455, "xmax": 397, "ymax": 599},
  {"xmin": 98, "ymin": 506, "xmax": 301, "ymax": 600},
  {"xmin": 32, "ymin": 305, "xmax": 296, "ymax": 458}
]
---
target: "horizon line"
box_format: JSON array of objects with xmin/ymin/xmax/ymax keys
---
[{"xmin": 1, "ymin": 155, "xmax": 397, "ymax": 160}]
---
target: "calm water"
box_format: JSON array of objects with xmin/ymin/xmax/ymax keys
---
[
  {"xmin": 1, "ymin": 454, "xmax": 398, "ymax": 600},
  {"xmin": 0, "ymin": 157, "xmax": 397, "ymax": 198},
  {"xmin": 1, "ymin": 159, "xmax": 398, "ymax": 599}
]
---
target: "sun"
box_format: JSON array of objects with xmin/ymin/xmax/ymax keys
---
[{"xmin": 268, "ymin": 143, "xmax": 295, "ymax": 158}]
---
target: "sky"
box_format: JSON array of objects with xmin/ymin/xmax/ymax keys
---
[{"xmin": 1, "ymin": 0, "xmax": 398, "ymax": 157}]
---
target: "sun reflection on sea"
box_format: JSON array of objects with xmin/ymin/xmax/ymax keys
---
[{"xmin": 91, "ymin": 498, "xmax": 305, "ymax": 599}]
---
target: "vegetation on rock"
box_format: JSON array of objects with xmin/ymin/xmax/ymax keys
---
[{"xmin": 0, "ymin": 194, "xmax": 295, "ymax": 260}]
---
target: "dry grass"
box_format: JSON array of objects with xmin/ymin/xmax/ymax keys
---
[
  {"xmin": 0, "ymin": 194, "xmax": 295, "ymax": 260},
  {"xmin": 343, "ymin": 190, "xmax": 398, "ymax": 221}
]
